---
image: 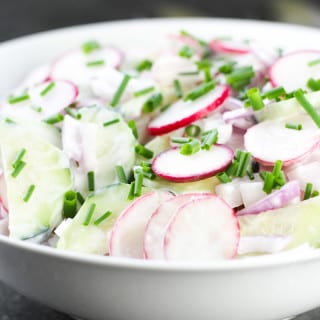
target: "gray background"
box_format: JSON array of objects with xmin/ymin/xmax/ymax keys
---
[{"xmin": 1, "ymin": 0, "xmax": 320, "ymax": 318}]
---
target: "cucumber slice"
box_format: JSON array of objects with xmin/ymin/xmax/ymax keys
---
[
  {"xmin": 1, "ymin": 130, "xmax": 72, "ymax": 240},
  {"xmin": 57, "ymin": 183, "xmax": 151, "ymax": 255},
  {"xmin": 62, "ymin": 106, "xmax": 136, "ymax": 195}
]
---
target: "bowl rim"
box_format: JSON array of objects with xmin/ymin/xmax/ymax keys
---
[{"xmin": 1, "ymin": 17, "xmax": 320, "ymax": 272}]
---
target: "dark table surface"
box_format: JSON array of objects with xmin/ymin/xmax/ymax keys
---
[{"xmin": 1, "ymin": 0, "xmax": 320, "ymax": 319}]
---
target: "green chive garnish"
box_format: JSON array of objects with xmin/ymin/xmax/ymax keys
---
[
  {"xmin": 5, "ymin": 118, "xmax": 15, "ymax": 124},
  {"xmin": 216, "ymin": 172, "xmax": 232, "ymax": 183},
  {"xmin": 185, "ymin": 124, "xmax": 201, "ymax": 137},
  {"xmin": 115, "ymin": 165, "xmax": 127, "ymax": 183},
  {"xmin": 178, "ymin": 71, "xmax": 200, "ymax": 76},
  {"xmin": 272, "ymin": 160, "xmax": 283, "ymax": 178},
  {"xmin": 134, "ymin": 172, "xmax": 143, "ymax": 197},
  {"xmin": 111, "ymin": 74, "xmax": 131, "ymax": 107},
  {"xmin": 63, "ymin": 190, "xmax": 77, "ymax": 219},
  {"xmin": 23, "ymin": 185, "xmax": 35, "ymax": 202},
  {"xmin": 263, "ymin": 86, "xmax": 286, "ymax": 100},
  {"xmin": 136, "ymin": 59, "xmax": 153, "ymax": 72},
  {"xmin": 127, "ymin": 181, "xmax": 135, "ymax": 200},
  {"xmin": 246, "ymin": 87, "xmax": 264, "ymax": 111},
  {"xmin": 44, "ymin": 114, "xmax": 64, "ymax": 124},
  {"xmin": 12, "ymin": 148, "xmax": 26, "ymax": 168},
  {"xmin": 307, "ymin": 78, "xmax": 320, "ymax": 91},
  {"xmin": 82, "ymin": 40, "xmax": 101, "ymax": 54},
  {"xmin": 308, "ymin": 58, "xmax": 320, "ymax": 67},
  {"xmin": 142, "ymin": 93, "xmax": 163, "ymax": 113},
  {"xmin": 226, "ymin": 66, "xmax": 255, "ymax": 90},
  {"xmin": 173, "ymin": 79, "xmax": 183, "ymax": 98},
  {"xmin": 218, "ymin": 62, "xmax": 236, "ymax": 74},
  {"xmin": 8, "ymin": 94, "xmax": 30, "ymax": 104},
  {"xmin": 77, "ymin": 192, "xmax": 85, "ymax": 205},
  {"xmin": 263, "ymin": 172, "xmax": 275, "ymax": 194},
  {"xmin": 184, "ymin": 81, "xmax": 215, "ymax": 101},
  {"xmin": 133, "ymin": 86, "xmax": 155, "ymax": 97},
  {"xmin": 87, "ymin": 171, "xmax": 95, "ymax": 192},
  {"xmin": 83, "ymin": 203, "xmax": 96, "ymax": 226},
  {"xmin": 180, "ymin": 140, "xmax": 200, "ymax": 155},
  {"xmin": 65, "ymin": 107, "xmax": 81, "ymax": 119},
  {"xmin": 285, "ymin": 123, "xmax": 302, "ymax": 130},
  {"xmin": 86, "ymin": 60, "xmax": 105, "ymax": 67},
  {"xmin": 294, "ymin": 89, "xmax": 320, "ymax": 128},
  {"xmin": 135, "ymin": 144, "xmax": 154, "ymax": 159},
  {"xmin": 201, "ymin": 129, "xmax": 218, "ymax": 150},
  {"xmin": 103, "ymin": 118, "xmax": 120, "ymax": 127},
  {"xmin": 171, "ymin": 137, "xmax": 192, "ymax": 144},
  {"xmin": 235, "ymin": 151, "xmax": 251, "ymax": 177},
  {"xmin": 94, "ymin": 211, "xmax": 112, "ymax": 225},
  {"xmin": 11, "ymin": 161, "xmax": 26, "ymax": 178},
  {"xmin": 40, "ymin": 82, "xmax": 55, "ymax": 96},
  {"xmin": 128, "ymin": 120, "xmax": 138, "ymax": 139},
  {"xmin": 304, "ymin": 183, "xmax": 313, "ymax": 200},
  {"xmin": 180, "ymin": 30, "xmax": 210, "ymax": 58},
  {"xmin": 312, "ymin": 190, "xmax": 319, "ymax": 197},
  {"xmin": 31, "ymin": 105, "xmax": 42, "ymax": 113},
  {"xmin": 179, "ymin": 46, "xmax": 195, "ymax": 59},
  {"xmin": 160, "ymin": 104, "xmax": 171, "ymax": 112}
]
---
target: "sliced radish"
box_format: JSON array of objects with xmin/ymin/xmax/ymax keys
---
[
  {"xmin": 237, "ymin": 180, "xmax": 301, "ymax": 216},
  {"xmin": 167, "ymin": 34, "xmax": 203, "ymax": 57},
  {"xmin": 244, "ymin": 115, "xmax": 320, "ymax": 166},
  {"xmin": 152, "ymin": 144, "xmax": 234, "ymax": 182},
  {"xmin": 1, "ymin": 80, "xmax": 78, "ymax": 120},
  {"xmin": 268, "ymin": 50, "xmax": 320, "ymax": 92},
  {"xmin": 148, "ymin": 85, "xmax": 230, "ymax": 135},
  {"xmin": 50, "ymin": 47, "xmax": 123, "ymax": 85},
  {"xmin": 109, "ymin": 191, "xmax": 174, "ymax": 259},
  {"xmin": 143, "ymin": 193, "xmax": 211, "ymax": 260},
  {"xmin": 210, "ymin": 39, "xmax": 251, "ymax": 55},
  {"xmin": 238, "ymin": 235, "xmax": 292, "ymax": 255},
  {"xmin": 18, "ymin": 64, "xmax": 51, "ymax": 90},
  {"xmin": 164, "ymin": 195, "xmax": 239, "ymax": 261}
]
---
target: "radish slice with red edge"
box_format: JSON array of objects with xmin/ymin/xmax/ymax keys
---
[
  {"xmin": 152, "ymin": 144, "xmax": 234, "ymax": 182},
  {"xmin": 268, "ymin": 50, "xmax": 320, "ymax": 92},
  {"xmin": 148, "ymin": 85, "xmax": 229, "ymax": 135},
  {"xmin": 164, "ymin": 195, "xmax": 239, "ymax": 261},
  {"xmin": 237, "ymin": 180, "xmax": 301, "ymax": 216},
  {"xmin": 244, "ymin": 115, "xmax": 320, "ymax": 166},
  {"xmin": 109, "ymin": 191, "xmax": 174, "ymax": 259},
  {"xmin": 144, "ymin": 193, "xmax": 211, "ymax": 260},
  {"xmin": 50, "ymin": 47, "xmax": 123, "ymax": 85},
  {"xmin": 210, "ymin": 39, "xmax": 251, "ymax": 55},
  {"xmin": 18, "ymin": 64, "xmax": 51, "ymax": 90}
]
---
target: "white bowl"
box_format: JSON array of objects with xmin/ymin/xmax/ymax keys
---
[{"xmin": 1, "ymin": 18, "xmax": 320, "ymax": 320}]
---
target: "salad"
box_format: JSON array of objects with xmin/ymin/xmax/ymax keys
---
[{"xmin": 1, "ymin": 30, "xmax": 320, "ymax": 262}]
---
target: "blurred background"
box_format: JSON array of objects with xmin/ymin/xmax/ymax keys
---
[{"xmin": 1, "ymin": 0, "xmax": 320, "ymax": 41}]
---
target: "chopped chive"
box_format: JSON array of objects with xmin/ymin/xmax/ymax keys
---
[
  {"xmin": 5, "ymin": 118, "xmax": 15, "ymax": 124},
  {"xmin": 173, "ymin": 79, "xmax": 183, "ymax": 98},
  {"xmin": 178, "ymin": 71, "xmax": 200, "ymax": 76},
  {"xmin": 31, "ymin": 105, "xmax": 42, "ymax": 113},
  {"xmin": 135, "ymin": 144, "xmax": 154, "ymax": 159},
  {"xmin": 134, "ymin": 172, "xmax": 143, "ymax": 197},
  {"xmin": 196, "ymin": 60, "xmax": 212, "ymax": 70},
  {"xmin": 86, "ymin": 60, "xmax": 105, "ymax": 67},
  {"xmin": 110, "ymin": 74, "xmax": 131, "ymax": 107},
  {"xmin": 247, "ymin": 167, "xmax": 255, "ymax": 180},
  {"xmin": 44, "ymin": 113, "xmax": 64, "ymax": 124},
  {"xmin": 203, "ymin": 67, "xmax": 212, "ymax": 82},
  {"xmin": 133, "ymin": 86, "xmax": 155, "ymax": 97},
  {"xmin": 8, "ymin": 93, "xmax": 30, "ymax": 104},
  {"xmin": 82, "ymin": 40, "xmax": 101, "ymax": 54},
  {"xmin": 246, "ymin": 87, "xmax": 264, "ymax": 111},
  {"xmin": 12, "ymin": 148, "xmax": 26, "ymax": 168},
  {"xmin": 171, "ymin": 137, "xmax": 192, "ymax": 144},
  {"xmin": 40, "ymin": 82, "xmax": 55, "ymax": 96},
  {"xmin": 274, "ymin": 171, "xmax": 286, "ymax": 187},
  {"xmin": 180, "ymin": 30, "xmax": 210, "ymax": 58},
  {"xmin": 136, "ymin": 59, "xmax": 153, "ymax": 72},
  {"xmin": 235, "ymin": 151, "xmax": 251, "ymax": 177},
  {"xmin": 115, "ymin": 165, "xmax": 127, "ymax": 183},
  {"xmin": 87, "ymin": 171, "xmax": 95, "ymax": 192},
  {"xmin": 83, "ymin": 203, "xmax": 96, "ymax": 226},
  {"xmin": 142, "ymin": 93, "xmax": 163, "ymax": 113},
  {"xmin": 184, "ymin": 81, "xmax": 215, "ymax": 101},
  {"xmin": 103, "ymin": 118, "xmax": 120, "ymax": 127},
  {"xmin": 304, "ymin": 183, "xmax": 313, "ymax": 200},
  {"xmin": 216, "ymin": 172, "xmax": 232, "ymax": 183},
  {"xmin": 127, "ymin": 120, "xmax": 138, "ymax": 139},
  {"xmin": 65, "ymin": 107, "xmax": 81, "ymax": 119},
  {"xmin": 63, "ymin": 190, "xmax": 77, "ymax": 219},
  {"xmin": 294, "ymin": 89, "xmax": 320, "ymax": 128},
  {"xmin": 23, "ymin": 185, "xmax": 35, "ymax": 202},
  {"xmin": 201, "ymin": 129, "xmax": 218, "ymax": 150},
  {"xmin": 127, "ymin": 181, "xmax": 135, "ymax": 200},
  {"xmin": 259, "ymin": 171, "xmax": 267, "ymax": 181},
  {"xmin": 180, "ymin": 140, "xmax": 200, "ymax": 155},
  {"xmin": 11, "ymin": 161, "xmax": 26, "ymax": 178},
  {"xmin": 94, "ymin": 210, "xmax": 112, "ymax": 225},
  {"xmin": 312, "ymin": 190, "xmax": 319, "ymax": 197},
  {"xmin": 179, "ymin": 45, "xmax": 195, "ymax": 59},
  {"xmin": 308, "ymin": 58, "xmax": 320, "ymax": 67},
  {"xmin": 76, "ymin": 192, "xmax": 85, "ymax": 205},
  {"xmin": 226, "ymin": 161, "xmax": 238, "ymax": 177},
  {"xmin": 263, "ymin": 172, "xmax": 275, "ymax": 194},
  {"xmin": 226, "ymin": 66, "xmax": 255, "ymax": 90},
  {"xmin": 160, "ymin": 104, "xmax": 171, "ymax": 112},
  {"xmin": 185, "ymin": 124, "xmax": 201, "ymax": 137},
  {"xmin": 272, "ymin": 160, "xmax": 283, "ymax": 178},
  {"xmin": 218, "ymin": 61, "xmax": 236, "ymax": 74},
  {"xmin": 285, "ymin": 123, "xmax": 302, "ymax": 130},
  {"xmin": 307, "ymin": 78, "xmax": 320, "ymax": 91},
  {"xmin": 263, "ymin": 86, "xmax": 286, "ymax": 100}
]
